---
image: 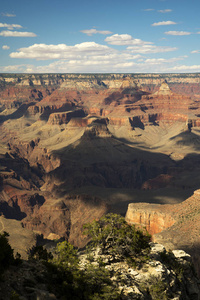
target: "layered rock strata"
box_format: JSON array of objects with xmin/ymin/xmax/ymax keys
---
[
  {"xmin": 1, "ymin": 73, "xmax": 200, "ymax": 262},
  {"xmin": 125, "ymin": 189, "xmax": 200, "ymax": 275}
]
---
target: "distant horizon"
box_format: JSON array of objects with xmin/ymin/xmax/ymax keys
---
[
  {"xmin": 1, "ymin": 0, "xmax": 200, "ymax": 73},
  {"xmin": 1, "ymin": 72, "xmax": 200, "ymax": 76}
]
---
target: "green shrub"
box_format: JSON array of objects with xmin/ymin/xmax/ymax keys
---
[
  {"xmin": 45, "ymin": 240, "xmax": 120, "ymax": 299},
  {"xmin": 160, "ymin": 250, "xmax": 184, "ymax": 282},
  {"xmin": 148, "ymin": 277, "xmax": 168, "ymax": 300},
  {"xmin": 140, "ymin": 276, "xmax": 168, "ymax": 300},
  {"xmin": 28, "ymin": 245, "xmax": 53, "ymax": 261},
  {"xmin": 83, "ymin": 213, "xmax": 151, "ymax": 265},
  {"xmin": 53, "ymin": 241, "xmax": 79, "ymax": 270},
  {"xmin": 81, "ymin": 265, "xmax": 120, "ymax": 300}
]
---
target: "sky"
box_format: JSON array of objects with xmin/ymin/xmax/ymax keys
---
[{"xmin": 0, "ymin": 0, "xmax": 200, "ymax": 73}]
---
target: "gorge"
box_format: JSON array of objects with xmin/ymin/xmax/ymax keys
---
[{"xmin": 1, "ymin": 73, "xmax": 200, "ymax": 273}]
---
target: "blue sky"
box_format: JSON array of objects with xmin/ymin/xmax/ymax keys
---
[{"xmin": 0, "ymin": 0, "xmax": 200, "ymax": 73}]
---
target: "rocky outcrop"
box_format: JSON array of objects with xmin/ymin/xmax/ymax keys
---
[
  {"xmin": 23, "ymin": 198, "xmax": 71, "ymax": 240},
  {"xmin": 125, "ymin": 189, "xmax": 200, "ymax": 276},
  {"xmin": 26, "ymin": 102, "xmax": 76, "ymax": 118},
  {"xmin": 21, "ymin": 194, "xmax": 107, "ymax": 247},
  {"xmin": 125, "ymin": 202, "xmax": 176, "ymax": 235},
  {"xmin": 1, "ymin": 242, "xmax": 199, "ymax": 300},
  {"xmin": 139, "ymin": 81, "xmax": 192, "ymax": 113},
  {"xmin": 79, "ymin": 243, "xmax": 200, "ymax": 300},
  {"xmin": 47, "ymin": 109, "xmax": 85, "ymax": 125}
]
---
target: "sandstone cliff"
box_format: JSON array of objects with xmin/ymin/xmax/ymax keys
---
[
  {"xmin": 125, "ymin": 189, "xmax": 200, "ymax": 276},
  {"xmin": 1, "ymin": 73, "xmax": 200, "ymax": 270}
]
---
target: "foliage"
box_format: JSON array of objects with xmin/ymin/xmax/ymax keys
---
[
  {"xmin": 159, "ymin": 250, "xmax": 184, "ymax": 282},
  {"xmin": 10, "ymin": 291, "xmax": 21, "ymax": 300},
  {"xmin": 139, "ymin": 276, "xmax": 169, "ymax": 300},
  {"xmin": 28, "ymin": 245, "xmax": 53, "ymax": 261},
  {"xmin": 53, "ymin": 241, "xmax": 79, "ymax": 270},
  {"xmin": 81, "ymin": 265, "xmax": 120, "ymax": 300},
  {"xmin": 0, "ymin": 232, "xmax": 14, "ymax": 276},
  {"xmin": 45, "ymin": 240, "xmax": 120, "ymax": 299},
  {"xmin": 148, "ymin": 276, "xmax": 168, "ymax": 300},
  {"xmin": 83, "ymin": 213, "xmax": 151, "ymax": 265}
]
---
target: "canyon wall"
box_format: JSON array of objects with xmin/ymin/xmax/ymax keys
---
[{"xmin": 1, "ymin": 72, "xmax": 200, "ymax": 262}]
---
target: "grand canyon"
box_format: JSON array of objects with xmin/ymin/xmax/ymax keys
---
[{"xmin": 1, "ymin": 73, "xmax": 200, "ymax": 273}]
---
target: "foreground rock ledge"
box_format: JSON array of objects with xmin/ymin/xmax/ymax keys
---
[{"xmin": 1, "ymin": 243, "xmax": 199, "ymax": 300}]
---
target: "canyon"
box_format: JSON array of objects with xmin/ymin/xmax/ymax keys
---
[{"xmin": 1, "ymin": 73, "xmax": 200, "ymax": 271}]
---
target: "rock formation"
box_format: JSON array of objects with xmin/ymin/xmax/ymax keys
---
[
  {"xmin": 125, "ymin": 189, "xmax": 200, "ymax": 276},
  {"xmin": 1, "ymin": 73, "xmax": 200, "ymax": 271},
  {"xmin": 1, "ymin": 242, "xmax": 199, "ymax": 299}
]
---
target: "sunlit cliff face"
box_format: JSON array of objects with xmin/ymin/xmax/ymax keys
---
[{"xmin": 1, "ymin": 73, "xmax": 200, "ymax": 261}]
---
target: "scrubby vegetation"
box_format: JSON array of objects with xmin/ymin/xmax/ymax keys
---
[
  {"xmin": 1, "ymin": 214, "xmax": 198, "ymax": 299},
  {"xmin": 83, "ymin": 213, "xmax": 151, "ymax": 265},
  {"xmin": 38, "ymin": 214, "xmax": 150, "ymax": 299},
  {"xmin": 26, "ymin": 213, "xmax": 152, "ymax": 299},
  {"xmin": 45, "ymin": 248, "xmax": 120, "ymax": 299}
]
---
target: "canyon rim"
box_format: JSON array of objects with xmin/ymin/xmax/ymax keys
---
[{"xmin": 0, "ymin": 73, "xmax": 200, "ymax": 262}]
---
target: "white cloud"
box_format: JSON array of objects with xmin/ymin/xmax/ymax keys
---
[
  {"xmin": 165, "ymin": 31, "xmax": 191, "ymax": 36},
  {"xmin": 80, "ymin": 29, "xmax": 113, "ymax": 36},
  {"xmin": 28, "ymin": 57, "xmax": 187, "ymax": 73},
  {"xmin": 105, "ymin": 34, "xmax": 152, "ymax": 45},
  {"xmin": 2, "ymin": 54, "xmax": 188, "ymax": 74},
  {"xmin": 170, "ymin": 65, "xmax": 200, "ymax": 71},
  {"xmin": 158, "ymin": 9, "xmax": 172, "ymax": 13},
  {"xmin": 143, "ymin": 9, "xmax": 155, "ymax": 11},
  {"xmin": 152, "ymin": 21, "xmax": 176, "ymax": 26},
  {"xmin": 10, "ymin": 42, "xmax": 116, "ymax": 60},
  {"xmin": 0, "ymin": 23, "xmax": 22, "ymax": 30},
  {"xmin": 2, "ymin": 45, "xmax": 10, "ymax": 50},
  {"xmin": 0, "ymin": 30, "xmax": 37, "ymax": 37},
  {"xmin": 191, "ymin": 50, "xmax": 200, "ymax": 54},
  {"xmin": 1, "ymin": 13, "xmax": 16, "ymax": 17},
  {"xmin": 144, "ymin": 56, "xmax": 185, "ymax": 64},
  {"xmin": 0, "ymin": 64, "xmax": 30, "ymax": 72},
  {"xmin": 127, "ymin": 44, "xmax": 177, "ymax": 54},
  {"xmin": 7, "ymin": 36, "xmax": 187, "ymax": 73}
]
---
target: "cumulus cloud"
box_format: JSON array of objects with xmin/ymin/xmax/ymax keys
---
[
  {"xmin": 80, "ymin": 29, "xmax": 113, "ymax": 36},
  {"xmin": 3, "ymin": 53, "xmax": 188, "ymax": 73},
  {"xmin": 0, "ymin": 30, "xmax": 37, "ymax": 37},
  {"xmin": 2, "ymin": 45, "xmax": 10, "ymax": 50},
  {"xmin": 105, "ymin": 34, "xmax": 152, "ymax": 45},
  {"xmin": 0, "ymin": 64, "xmax": 30, "ymax": 72},
  {"xmin": 152, "ymin": 21, "xmax": 176, "ymax": 26},
  {"xmin": 0, "ymin": 23, "xmax": 22, "ymax": 30},
  {"xmin": 127, "ymin": 44, "xmax": 177, "ymax": 54},
  {"xmin": 165, "ymin": 31, "xmax": 191, "ymax": 36},
  {"xmin": 191, "ymin": 50, "xmax": 200, "ymax": 54},
  {"xmin": 1, "ymin": 13, "xmax": 16, "ymax": 17},
  {"xmin": 170, "ymin": 65, "xmax": 200, "ymax": 71},
  {"xmin": 10, "ymin": 42, "xmax": 116, "ymax": 60},
  {"xmin": 144, "ymin": 56, "xmax": 185, "ymax": 64},
  {"xmin": 7, "ymin": 37, "xmax": 187, "ymax": 73},
  {"xmin": 158, "ymin": 9, "xmax": 172, "ymax": 13}
]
